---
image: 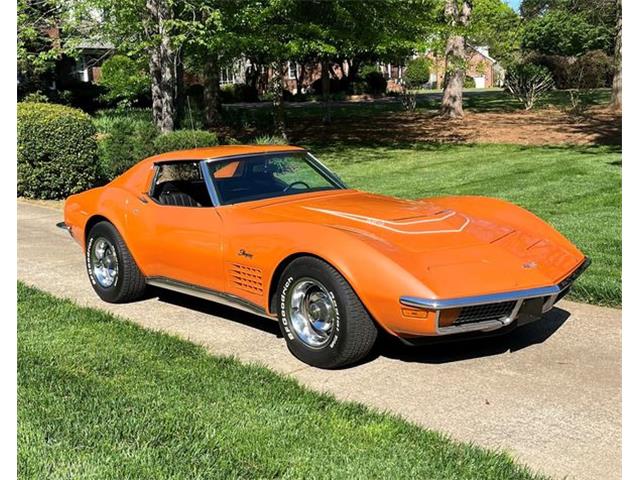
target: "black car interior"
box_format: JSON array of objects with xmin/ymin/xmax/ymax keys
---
[
  {"xmin": 149, "ymin": 156, "xmax": 335, "ymax": 207},
  {"xmin": 150, "ymin": 162, "xmax": 213, "ymax": 207}
]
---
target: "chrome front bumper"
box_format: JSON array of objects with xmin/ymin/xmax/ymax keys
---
[{"xmin": 400, "ymin": 257, "xmax": 591, "ymax": 336}]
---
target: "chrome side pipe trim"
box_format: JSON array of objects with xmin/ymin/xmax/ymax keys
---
[{"xmin": 146, "ymin": 276, "xmax": 276, "ymax": 320}]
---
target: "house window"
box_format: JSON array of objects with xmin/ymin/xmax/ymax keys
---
[
  {"xmin": 220, "ymin": 66, "xmax": 234, "ymax": 85},
  {"xmin": 288, "ymin": 62, "xmax": 297, "ymax": 80}
]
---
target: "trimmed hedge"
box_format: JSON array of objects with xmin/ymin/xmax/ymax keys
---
[{"xmin": 18, "ymin": 102, "xmax": 100, "ymax": 199}]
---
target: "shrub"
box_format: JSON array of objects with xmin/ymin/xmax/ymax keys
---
[
  {"xmin": 18, "ymin": 103, "xmax": 100, "ymax": 199},
  {"xmin": 252, "ymin": 135, "xmax": 287, "ymax": 145},
  {"xmin": 529, "ymin": 51, "xmax": 613, "ymax": 90},
  {"xmin": 97, "ymin": 118, "xmax": 158, "ymax": 178},
  {"xmin": 153, "ymin": 130, "xmax": 219, "ymax": 154},
  {"xmin": 54, "ymin": 79, "xmax": 108, "ymax": 113},
  {"xmin": 309, "ymin": 77, "xmax": 347, "ymax": 96},
  {"xmin": 234, "ymin": 83, "xmax": 260, "ymax": 102},
  {"xmin": 22, "ymin": 91, "xmax": 49, "ymax": 103},
  {"xmin": 570, "ymin": 50, "xmax": 614, "ymax": 89},
  {"xmin": 464, "ymin": 76, "xmax": 476, "ymax": 89},
  {"xmin": 219, "ymin": 83, "xmax": 260, "ymax": 103},
  {"xmin": 529, "ymin": 54, "xmax": 573, "ymax": 89},
  {"xmin": 403, "ymin": 58, "xmax": 431, "ymax": 89},
  {"xmin": 504, "ymin": 63, "xmax": 554, "ymax": 110},
  {"xmin": 364, "ymin": 71, "xmax": 387, "ymax": 95}
]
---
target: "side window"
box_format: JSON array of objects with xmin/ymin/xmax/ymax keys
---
[{"xmin": 149, "ymin": 161, "xmax": 213, "ymax": 207}]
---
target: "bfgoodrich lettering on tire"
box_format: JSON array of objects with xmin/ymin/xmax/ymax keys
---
[
  {"xmin": 276, "ymin": 256, "xmax": 378, "ymax": 368},
  {"xmin": 86, "ymin": 221, "xmax": 146, "ymax": 303}
]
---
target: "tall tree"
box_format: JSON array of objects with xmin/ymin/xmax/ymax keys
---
[
  {"xmin": 611, "ymin": 0, "xmax": 621, "ymax": 109},
  {"xmin": 441, "ymin": 0, "xmax": 472, "ymax": 118},
  {"xmin": 70, "ymin": 0, "xmax": 178, "ymax": 131}
]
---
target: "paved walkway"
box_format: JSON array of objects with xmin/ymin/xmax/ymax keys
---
[{"xmin": 18, "ymin": 201, "xmax": 621, "ymax": 480}]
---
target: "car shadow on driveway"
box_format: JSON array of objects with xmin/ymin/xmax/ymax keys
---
[
  {"xmin": 151, "ymin": 286, "xmax": 570, "ymax": 366},
  {"xmin": 375, "ymin": 307, "xmax": 571, "ymax": 365},
  {"xmin": 152, "ymin": 288, "xmax": 282, "ymax": 337}
]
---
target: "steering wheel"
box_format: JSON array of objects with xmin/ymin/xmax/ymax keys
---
[{"xmin": 283, "ymin": 181, "xmax": 311, "ymax": 193}]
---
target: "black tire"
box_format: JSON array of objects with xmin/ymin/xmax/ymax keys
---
[
  {"xmin": 85, "ymin": 221, "xmax": 146, "ymax": 303},
  {"xmin": 276, "ymin": 257, "xmax": 378, "ymax": 369}
]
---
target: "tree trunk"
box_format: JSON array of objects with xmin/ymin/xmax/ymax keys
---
[
  {"xmin": 346, "ymin": 58, "xmax": 360, "ymax": 90},
  {"xmin": 146, "ymin": 0, "xmax": 175, "ymax": 131},
  {"xmin": 203, "ymin": 56, "xmax": 222, "ymax": 128},
  {"xmin": 611, "ymin": 0, "xmax": 621, "ymax": 110},
  {"xmin": 149, "ymin": 45, "xmax": 163, "ymax": 128},
  {"xmin": 321, "ymin": 60, "xmax": 331, "ymax": 124},
  {"xmin": 440, "ymin": 0, "xmax": 472, "ymax": 118},
  {"xmin": 270, "ymin": 62, "xmax": 287, "ymax": 140},
  {"xmin": 159, "ymin": 43, "xmax": 175, "ymax": 130},
  {"xmin": 175, "ymin": 48, "xmax": 184, "ymax": 129},
  {"xmin": 441, "ymin": 35, "xmax": 466, "ymax": 118}
]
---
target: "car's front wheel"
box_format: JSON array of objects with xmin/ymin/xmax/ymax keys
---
[
  {"xmin": 85, "ymin": 221, "xmax": 146, "ymax": 303},
  {"xmin": 276, "ymin": 257, "xmax": 378, "ymax": 368}
]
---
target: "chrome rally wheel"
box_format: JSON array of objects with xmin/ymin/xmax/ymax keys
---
[
  {"xmin": 90, "ymin": 237, "xmax": 119, "ymax": 288},
  {"xmin": 288, "ymin": 278, "xmax": 337, "ymax": 349}
]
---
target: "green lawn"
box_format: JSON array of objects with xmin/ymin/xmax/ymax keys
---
[
  {"xmin": 18, "ymin": 283, "xmax": 546, "ymax": 479},
  {"xmin": 314, "ymin": 143, "xmax": 621, "ymax": 307}
]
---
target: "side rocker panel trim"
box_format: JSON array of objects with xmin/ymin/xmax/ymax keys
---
[{"xmin": 146, "ymin": 276, "xmax": 276, "ymax": 320}]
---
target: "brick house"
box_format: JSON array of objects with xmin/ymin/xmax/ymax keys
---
[{"xmin": 385, "ymin": 45, "xmax": 504, "ymax": 92}]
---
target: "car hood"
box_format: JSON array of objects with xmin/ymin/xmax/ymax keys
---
[
  {"xmin": 253, "ymin": 191, "xmax": 512, "ymax": 251},
  {"xmin": 250, "ymin": 190, "xmax": 583, "ymax": 296}
]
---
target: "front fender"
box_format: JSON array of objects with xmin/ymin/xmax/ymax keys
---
[
  {"xmin": 425, "ymin": 195, "xmax": 582, "ymax": 255},
  {"xmin": 225, "ymin": 221, "xmax": 435, "ymax": 336}
]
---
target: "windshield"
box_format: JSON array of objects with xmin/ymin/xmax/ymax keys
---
[{"xmin": 206, "ymin": 152, "xmax": 345, "ymax": 205}]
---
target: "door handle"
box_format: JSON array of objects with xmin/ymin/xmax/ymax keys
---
[{"xmin": 138, "ymin": 194, "xmax": 149, "ymax": 204}]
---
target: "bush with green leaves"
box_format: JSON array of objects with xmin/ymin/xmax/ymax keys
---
[
  {"xmin": 403, "ymin": 57, "xmax": 431, "ymax": 89},
  {"xmin": 98, "ymin": 124, "xmax": 219, "ymax": 179},
  {"xmin": 252, "ymin": 134, "xmax": 287, "ymax": 145},
  {"xmin": 97, "ymin": 118, "xmax": 158, "ymax": 178},
  {"xmin": 530, "ymin": 50, "xmax": 614, "ymax": 90},
  {"xmin": 22, "ymin": 91, "xmax": 49, "ymax": 103},
  {"xmin": 153, "ymin": 130, "xmax": 219, "ymax": 154},
  {"xmin": 219, "ymin": 83, "xmax": 260, "ymax": 103},
  {"xmin": 99, "ymin": 55, "xmax": 150, "ymax": 105},
  {"xmin": 571, "ymin": 50, "xmax": 614, "ymax": 89},
  {"xmin": 504, "ymin": 63, "xmax": 554, "ymax": 110},
  {"xmin": 464, "ymin": 76, "xmax": 476, "ymax": 89},
  {"xmin": 18, "ymin": 102, "xmax": 100, "ymax": 199},
  {"xmin": 364, "ymin": 71, "xmax": 387, "ymax": 95}
]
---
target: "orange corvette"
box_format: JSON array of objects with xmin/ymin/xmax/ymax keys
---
[{"xmin": 60, "ymin": 145, "xmax": 589, "ymax": 368}]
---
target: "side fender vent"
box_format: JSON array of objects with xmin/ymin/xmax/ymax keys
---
[{"xmin": 229, "ymin": 263, "xmax": 264, "ymax": 295}]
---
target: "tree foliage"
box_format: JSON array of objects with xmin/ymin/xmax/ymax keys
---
[
  {"xmin": 520, "ymin": 0, "xmax": 616, "ymax": 56},
  {"xmin": 99, "ymin": 55, "xmax": 150, "ymax": 104}
]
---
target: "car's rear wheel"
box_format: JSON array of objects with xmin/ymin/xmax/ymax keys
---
[
  {"xmin": 86, "ymin": 221, "xmax": 146, "ymax": 303},
  {"xmin": 276, "ymin": 257, "xmax": 378, "ymax": 368}
]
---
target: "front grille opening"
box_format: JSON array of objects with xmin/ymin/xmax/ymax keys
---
[{"xmin": 454, "ymin": 300, "xmax": 517, "ymax": 325}]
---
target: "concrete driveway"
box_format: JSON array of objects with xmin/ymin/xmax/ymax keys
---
[{"xmin": 17, "ymin": 201, "xmax": 621, "ymax": 480}]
